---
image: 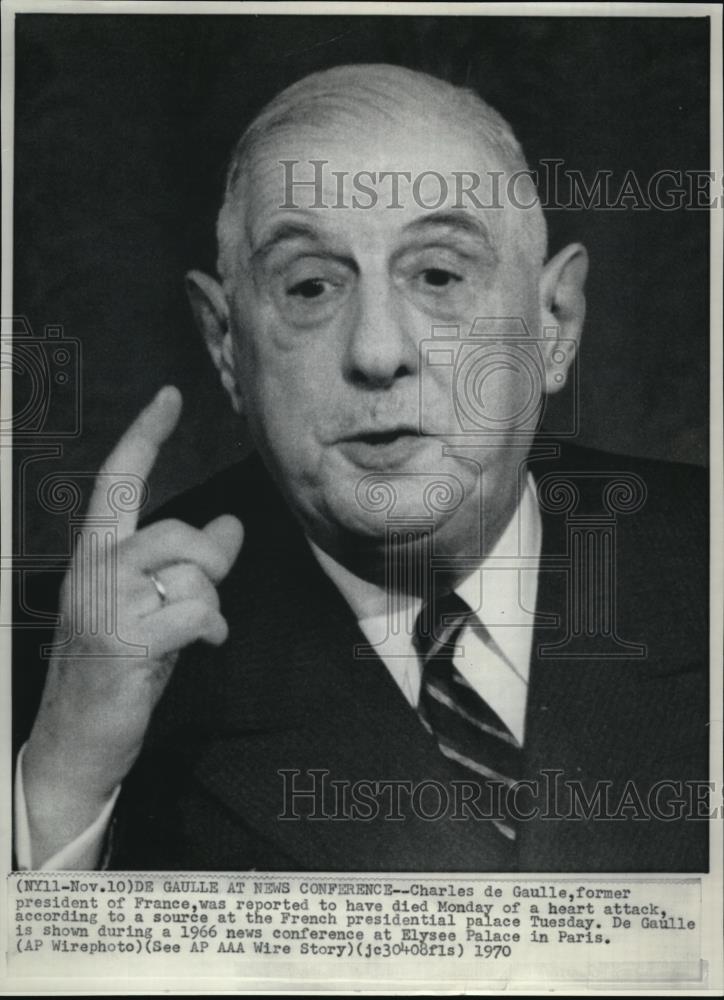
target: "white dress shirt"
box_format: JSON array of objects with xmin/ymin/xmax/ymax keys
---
[{"xmin": 15, "ymin": 473, "xmax": 541, "ymax": 869}]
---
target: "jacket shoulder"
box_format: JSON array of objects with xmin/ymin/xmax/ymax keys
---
[{"xmin": 533, "ymin": 442, "xmax": 707, "ymax": 530}]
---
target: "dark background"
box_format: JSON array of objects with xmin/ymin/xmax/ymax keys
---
[{"xmin": 13, "ymin": 13, "xmax": 710, "ymax": 558}]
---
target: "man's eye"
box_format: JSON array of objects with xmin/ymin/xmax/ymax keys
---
[
  {"xmin": 420, "ymin": 268, "xmax": 462, "ymax": 289},
  {"xmin": 288, "ymin": 278, "xmax": 333, "ymax": 299},
  {"xmin": 276, "ymin": 269, "xmax": 350, "ymax": 328}
]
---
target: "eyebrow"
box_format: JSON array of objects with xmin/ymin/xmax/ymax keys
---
[
  {"xmin": 249, "ymin": 209, "xmax": 497, "ymax": 265},
  {"xmin": 250, "ymin": 218, "xmax": 328, "ymax": 264},
  {"xmin": 401, "ymin": 211, "xmax": 497, "ymax": 253}
]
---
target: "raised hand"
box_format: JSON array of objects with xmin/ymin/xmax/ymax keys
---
[{"xmin": 22, "ymin": 387, "xmax": 244, "ymax": 865}]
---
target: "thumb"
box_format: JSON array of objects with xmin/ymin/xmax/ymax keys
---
[{"xmin": 201, "ymin": 514, "xmax": 245, "ymax": 580}]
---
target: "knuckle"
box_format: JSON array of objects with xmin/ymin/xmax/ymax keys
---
[
  {"xmin": 158, "ymin": 517, "xmax": 189, "ymax": 542},
  {"xmin": 181, "ymin": 561, "xmax": 214, "ymax": 592},
  {"xmin": 174, "ymin": 561, "xmax": 204, "ymax": 590},
  {"xmin": 186, "ymin": 571, "xmax": 220, "ymax": 609},
  {"xmin": 186, "ymin": 598, "xmax": 210, "ymax": 627},
  {"xmin": 202, "ymin": 543, "xmax": 228, "ymax": 576}
]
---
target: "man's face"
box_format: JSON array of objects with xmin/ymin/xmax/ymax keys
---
[{"xmin": 221, "ymin": 112, "xmax": 551, "ymax": 560}]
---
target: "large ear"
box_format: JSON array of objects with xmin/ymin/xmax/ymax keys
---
[
  {"xmin": 538, "ymin": 243, "xmax": 588, "ymax": 395},
  {"xmin": 185, "ymin": 270, "xmax": 243, "ymax": 414}
]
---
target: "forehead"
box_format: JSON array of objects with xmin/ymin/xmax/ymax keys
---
[{"xmin": 237, "ymin": 114, "xmax": 516, "ymax": 254}]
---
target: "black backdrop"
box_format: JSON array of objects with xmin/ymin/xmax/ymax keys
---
[{"xmin": 13, "ymin": 14, "xmax": 710, "ymax": 558}]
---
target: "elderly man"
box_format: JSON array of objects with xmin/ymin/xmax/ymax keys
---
[{"xmin": 16, "ymin": 64, "xmax": 708, "ymax": 872}]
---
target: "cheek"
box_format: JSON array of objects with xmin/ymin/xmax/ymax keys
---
[
  {"xmin": 478, "ymin": 272, "xmax": 544, "ymax": 425},
  {"xmin": 500, "ymin": 260, "xmax": 542, "ymax": 336},
  {"xmin": 481, "ymin": 350, "xmax": 545, "ymax": 430},
  {"xmin": 230, "ymin": 300, "xmax": 341, "ymax": 449}
]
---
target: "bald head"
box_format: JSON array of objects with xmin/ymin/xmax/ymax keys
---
[{"xmin": 215, "ymin": 63, "xmax": 547, "ymax": 282}]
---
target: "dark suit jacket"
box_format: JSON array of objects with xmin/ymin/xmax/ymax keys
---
[{"xmin": 14, "ymin": 444, "xmax": 709, "ymax": 872}]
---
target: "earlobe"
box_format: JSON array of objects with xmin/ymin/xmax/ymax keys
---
[
  {"xmin": 185, "ymin": 270, "xmax": 243, "ymax": 414},
  {"xmin": 539, "ymin": 243, "xmax": 588, "ymax": 394}
]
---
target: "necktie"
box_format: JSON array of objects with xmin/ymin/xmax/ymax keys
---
[{"xmin": 414, "ymin": 591, "xmax": 523, "ymax": 848}]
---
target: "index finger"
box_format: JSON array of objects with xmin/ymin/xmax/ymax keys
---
[{"xmin": 86, "ymin": 386, "xmax": 183, "ymax": 538}]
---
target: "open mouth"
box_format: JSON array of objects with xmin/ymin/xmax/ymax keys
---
[{"xmin": 339, "ymin": 427, "xmax": 424, "ymax": 469}]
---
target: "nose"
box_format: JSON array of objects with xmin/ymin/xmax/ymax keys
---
[{"xmin": 343, "ymin": 279, "xmax": 418, "ymax": 389}]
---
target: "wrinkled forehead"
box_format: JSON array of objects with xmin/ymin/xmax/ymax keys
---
[{"xmin": 234, "ymin": 114, "xmax": 530, "ymax": 257}]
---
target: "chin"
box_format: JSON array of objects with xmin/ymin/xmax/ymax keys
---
[
  {"xmin": 320, "ymin": 488, "xmax": 395, "ymax": 543},
  {"xmin": 322, "ymin": 482, "xmax": 472, "ymax": 550}
]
